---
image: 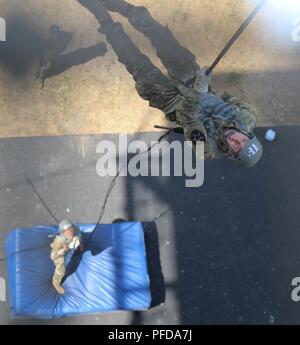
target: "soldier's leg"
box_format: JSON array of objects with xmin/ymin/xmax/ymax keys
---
[
  {"xmin": 78, "ymin": 0, "xmax": 178, "ymax": 112},
  {"xmin": 100, "ymin": 0, "xmax": 200, "ymax": 85},
  {"xmin": 52, "ymin": 258, "xmax": 66, "ymax": 294},
  {"xmin": 100, "ymin": 21, "xmax": 180, "ymax": 111}
]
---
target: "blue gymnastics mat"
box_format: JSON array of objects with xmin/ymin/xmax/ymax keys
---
[{"xmin": 6, "ymin": 222, "xmax": 151, "ymax": 319}]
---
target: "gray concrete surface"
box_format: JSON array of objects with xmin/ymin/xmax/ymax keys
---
[{"xmin": 0, "ymin": 128, "xmax": 300, "ymax": 325}]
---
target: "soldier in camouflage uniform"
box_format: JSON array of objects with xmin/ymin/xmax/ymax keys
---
[
  {"xmin": 77, "ymin": 0, "xmax": 263, "ymax": 167},
  {"xmin": 50, "ymin": 219, "xmax": 83, "ymax": 295},
  {"xmin": 38, "ymin": 25, "xmax": 73, "ymax": 88}
]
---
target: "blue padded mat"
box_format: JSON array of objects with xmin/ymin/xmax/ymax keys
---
[{"xmin": 6, "ymin": 222, "xmax": 151, "ymax": 319}]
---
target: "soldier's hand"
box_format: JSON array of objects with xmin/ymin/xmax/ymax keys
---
[
  {"xmin": 199, "ymin": 66, "xmax": 210, "ymax": 76},
  {"xmin": 194, "ymin": 67, "xmax": 211, "ymax": 93},
  {"xmin": 63, "ymin": 244, "xmax": 69, "ymax": 252}
]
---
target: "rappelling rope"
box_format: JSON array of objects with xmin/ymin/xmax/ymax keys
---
[
  {"xmin": 85, "ymin": 129, "xmax": 172, "ymax": 246},
  {"xmin": 24, "ymin": 176, "xmax": 60, "ymax": 223},
  {"xmin": 206, "ymin": 0, "xmax": 268, "ymax": 75}
]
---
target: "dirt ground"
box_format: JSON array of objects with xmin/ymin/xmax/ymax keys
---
[{"xmin": 0, "ymin": 0, "xmax": 299, "ymax": 138}]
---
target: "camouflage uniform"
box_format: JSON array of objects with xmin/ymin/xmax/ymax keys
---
[
  {"xmin": 174, "ymin": 83, "xmax": 257, "ymax": 158},
  {"xmin": 50, "ymin": 227, "xmax": 82, "ymax": 288},
  {"xmin": 80, "ymin": 1, "xmax": 257, "ymax": 159}
]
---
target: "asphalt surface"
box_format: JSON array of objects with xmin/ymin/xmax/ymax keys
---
[{"xmin": 1, "ymin": 127, "xmax": 300, "ymax": 325}]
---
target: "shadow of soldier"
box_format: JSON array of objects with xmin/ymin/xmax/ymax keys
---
[
  {"xmin": 0, "ymin": 14, "xmax": 107, "ymax": 83},
  {"xmin": 38, "ymin": 25, "xmax": 108, "ymax": 87},
  {"xmin": 41, "ymin": 42, "xmax": 107, "ymax": 81}
]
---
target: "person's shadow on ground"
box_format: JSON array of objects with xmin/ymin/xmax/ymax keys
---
[
  {"xmin": 42, "ymin": 42, "xmax": 107, "ymax": 81},
  {"xmin": 0, "ymin": 16, "xmax": 107, "ymax": 81}
]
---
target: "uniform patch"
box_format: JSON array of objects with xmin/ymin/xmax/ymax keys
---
[{"xmin": 247, "ymin": 143, "xmax": 260, "ymax": 157}]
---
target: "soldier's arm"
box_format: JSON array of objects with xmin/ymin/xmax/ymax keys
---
[
  {"xmin": 50, "ymin": 238, "xmax": 67, "ymax": 258},
  {"xmin": 50, "ymin": 241, "xmax": 61, "ymax": 249},
  {"xmin": 221, "ymin": 92, "xmax": 238, "ymax": 103},
  {"xmin": 176, "ymin": 95, "xmax": 200, "ymax": 125},
  {"xmin": 174, "ymin": 67, "xmax": 212, "ymax": 125},
  {"xmin": 51, "ymin": 248, "xmax": 66, "ymax": 260},
  {"xmin": 238, "ymin": 102, "xmax": 257, "ymax": 132},
  {"xmin": 50, "ymin": 237, "xmax": 65, "ymax": 249}
]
